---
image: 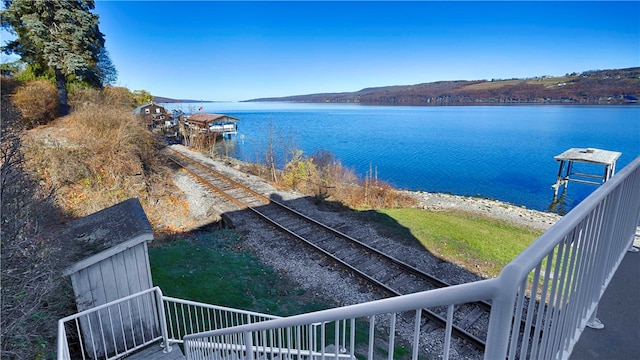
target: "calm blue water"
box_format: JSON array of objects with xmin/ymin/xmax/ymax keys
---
[{"xmin": 167, "ymin": 102, "xmax": 639, "ymax": 213}]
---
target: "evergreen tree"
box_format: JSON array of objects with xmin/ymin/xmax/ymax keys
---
[
  {"xmin": 1, "ymin": 0, "xmax": 106, "ymax": 115},
  {"xmin": 96, "ymin": 46, "xmax": 118, "ymax": 86},
  {"xmin": 79, "ymin": 45, "xmax": 118, "ymax": 88}
]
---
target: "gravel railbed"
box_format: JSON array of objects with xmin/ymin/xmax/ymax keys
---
[{"xmin": 166, "ymin": 144, "xmax": 566, "ymax": 359}]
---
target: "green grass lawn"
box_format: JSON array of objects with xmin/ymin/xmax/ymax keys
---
[
  {"xmin": 149, "ymin": 230, "xmax": 410, "ymax": 358},
  {"xmin": 147, "ymin": 212, "xmax": 532, "ymax": 358},
  {"xmin": 373, "ymin": 208, "xmax": 543, "ymax": 277},
  {"xmin": 148, "ymin": 229, "xmax": 329, "ymax": 316}
]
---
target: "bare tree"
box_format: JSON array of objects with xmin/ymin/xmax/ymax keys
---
[{"xmin": 255, "ymin": 120, "xmax": 299, "ymax": 184}]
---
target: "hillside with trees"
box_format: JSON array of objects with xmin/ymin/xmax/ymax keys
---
[{"xmin": 248, "ymin": 67, "xmax": 640, "ymax": 105}]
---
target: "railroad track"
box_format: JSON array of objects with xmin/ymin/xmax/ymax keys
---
[{"xmin": 165, "ymin": 148, "xmax": 494, "ymax": 353}]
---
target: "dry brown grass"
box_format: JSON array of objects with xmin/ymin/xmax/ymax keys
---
[
  {"xmin": 25, "ymin": 104, "xmax": 154, "ymax": 214},
  {"xmin": 236, "ymin": 146, "xmax": 416, "ymax": 209},
  {"xmin": 13, "ymin": 79, "xmax": 59, "ymax": 127},
  {"xmin": 275, "ymin": 150, "xmax": 416, "ymax": 210},
  {"xmin": 69, "ymin": 86, "xmax": 137, "ymax": 109},
  {"xmin": 3, "ymin": 83, "xmax": 199, "ymax": 358},
  {"xmin": 23, "ymin": 89, "xmax": 190, "ymax": 232},
  {"xmin": 463, "ymin": 79, "xmax": 524, "ymax": 90}
]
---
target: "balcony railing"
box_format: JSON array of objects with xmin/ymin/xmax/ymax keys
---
[
  {"xmin": 57, "ymin": 289, "xmax": 280, "ymax": 360},
  {"xmin": 58, "ymin": 155, "xmax": 640, "ymax": 360}
]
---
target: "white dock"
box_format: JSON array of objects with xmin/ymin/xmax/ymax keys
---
[{"xmin": 551, "ymin": 147, "xmax": 622, "ymax": 195}]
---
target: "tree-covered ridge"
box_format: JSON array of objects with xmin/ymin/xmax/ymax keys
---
[{"xmin": 247, "ymin": 67, "xmax": 640, "ymax": 105}]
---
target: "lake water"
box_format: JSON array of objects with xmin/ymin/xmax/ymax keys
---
[{"xmin": 167, "ymin": 102, "xmax": 639, "ymax": 214}]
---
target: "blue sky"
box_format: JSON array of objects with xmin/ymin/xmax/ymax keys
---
[{"xmin": 6, "ymin": 1, "xmax": 640, "ymax": 101}]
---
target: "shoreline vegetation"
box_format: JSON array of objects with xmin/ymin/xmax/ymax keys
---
[{"xmin": 200, "ymin": 148, "xmax": 562, "ymax": 232}]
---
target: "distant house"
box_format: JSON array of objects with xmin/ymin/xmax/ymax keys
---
[
  {"xmin": 134, "ymin": 103, "xmax": 168, "ymax": 126},
  {"xmin": 185, "ymin": 113, "xmax": 239, "ymax": 137}
]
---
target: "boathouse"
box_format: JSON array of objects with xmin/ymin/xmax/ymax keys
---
[{"xmin": 185, "ymin": 113, "xmax": 239, "ymax": 137}]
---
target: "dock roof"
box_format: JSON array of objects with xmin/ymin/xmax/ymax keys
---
[
  {"xmin": 188, "ymin": 113, "xmax": 239, "ymax": 123},
  {"xmin": 554, "ymin": 148, "xmax": 621, "ymax": 166}
]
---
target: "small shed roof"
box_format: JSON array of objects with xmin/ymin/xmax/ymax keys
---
[
  {"xmin": 554, "ymin": 148, "xmax": 622, "ymax": 166},
  {"xmin": 62, "ymin": 198, "xmax": 153, "ymax": 276}
]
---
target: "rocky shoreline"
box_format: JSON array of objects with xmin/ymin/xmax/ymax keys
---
[
  {"xmin": 403, "ymin": 191, "xmax": 562, "ymax": 231},
  {"xmin": 167, "ymin": 145, "xmax": 562, "ymax": 233}
]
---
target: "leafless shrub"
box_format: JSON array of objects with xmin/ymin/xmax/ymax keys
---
[
  {"xmin": 2, "ymin": 81, "xmax": 195, "ymax": 358},
  {"xmin": 277, "ymin": 148, "xmax": 416, "ymax": 210},
  {"xmin": 12, "ymin": 80, "xmax": 59, "ymax": 128},
  {"xmin": 101, "ymin": 86, "xmax": 137, "ymax": 108},
  {"xmin": 24, "ymin": 102, "xmax": 162, "ymax": 216},
  {"xmin": 192, "ymin": 133, "xmax": 218, "ymax": 152},
  {"xmin": 280, "ymin": 151, "xmax": 320, "ymax": 194},
  {"xmin": 23, "ymin": 97, "xmax": 187, "ymax": 233},
  {"xmin": 69, "ymin": 86, "xmax": 136, "ymax": 110},
  {"xmin": 250, "ymin": 121, "xmax": 299, "ymax": 184}
]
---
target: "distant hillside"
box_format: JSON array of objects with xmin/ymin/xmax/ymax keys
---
[
  {"xmin": 152, "ymin": 96, "xmax": 214, "ymax": 103},
  {"xmin": 247, "ymin": 67, "xmax": 639, "ymax": 106}
]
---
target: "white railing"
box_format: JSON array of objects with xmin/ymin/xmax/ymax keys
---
[
  {"xmin": 163, "ymin": 296, "xmax": 281, "ymax": 345},
  {"xmin": 57, "ymin": 287, "xmax": 168, "ymax": 360},
  {"xmin": 487, "ymin": 154, "xmax": 640, "ymax": 359},
  {"xmin": 183, "ymin": 281, "xmax": 497, "ymax": 360},
  {"xmin": 57, "ymin": 288, "xmax": 279, "ymax": 359},
  {"xmin": 183, "ymin": 155, "xmax": 640, "ymax": 360}
]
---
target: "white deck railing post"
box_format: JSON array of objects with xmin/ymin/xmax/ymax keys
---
[
  {"xmin": 57, "ymin": 320, "xmax": 70, "ymax": 360},
  {"xmin": 155, "ymin": 287, "xmax": 173, "ymax": 353},
  {"xmin": 244, "ymin": 331, "xmax": 254, "ymax": 360},
  {"xmin": 484, "ymin": 265, "xmax": 519, "ymax": 360},
  {"xmin": 588, "ymin": 189, "xmax": 620, "ymax": 329}
]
